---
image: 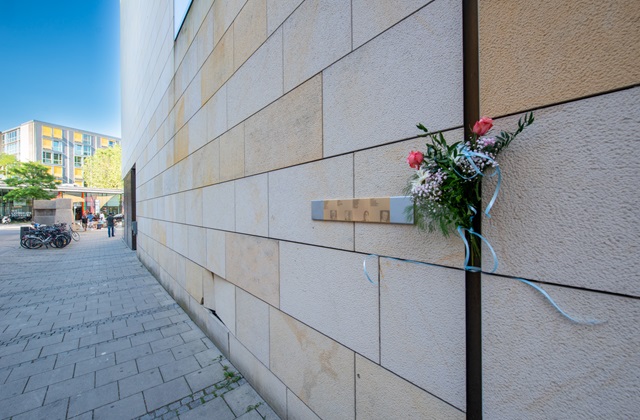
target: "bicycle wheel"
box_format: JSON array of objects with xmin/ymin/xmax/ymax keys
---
[
  {"xmin": 53, "ymin": 236, "xmax": 68, "ymax": 248},
  {"xmin": 71, "ymin": 230, "xmax": 80, "ymax": 241},
  {"xmin": 23, "ymin": 237, "xmax": 43, "ymax": 249}
]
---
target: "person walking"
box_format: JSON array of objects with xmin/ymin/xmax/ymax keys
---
[
  {"xmin": 106, "ymin": 213, "xmax": 115, "ymax": 238},
  {"xmin": 81, "ymin": 212, "xmax": 88, "ymax": 231},
  {"xmin": 87, "ymin": 212, "xmax": 94, "ymax": 229}
]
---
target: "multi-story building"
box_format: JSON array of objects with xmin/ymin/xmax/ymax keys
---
[{"xmin": 0, "ymin": 120, "xmax": 120, "ymax": 186}]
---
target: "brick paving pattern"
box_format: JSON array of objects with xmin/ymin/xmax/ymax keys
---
[{"xmin": 0, "ymin": 226, "xmax": 279, "ymax": 419}]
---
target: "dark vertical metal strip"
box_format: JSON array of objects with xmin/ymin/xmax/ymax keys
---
[
  {"xmin": 462, "ymin": 0, "xmax": 482, "ymax": 418},
  {"xmin": 131, "ymin": 165, "xmax": 137, "ymax": 251}
]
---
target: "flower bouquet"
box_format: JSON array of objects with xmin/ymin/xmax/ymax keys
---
[{"xmin": 405, "ymin": 113, "xmax": 534, "ymax": 237}]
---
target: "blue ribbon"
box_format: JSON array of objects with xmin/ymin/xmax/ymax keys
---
[
  {"xmin": 451, "ymin": 145, "xmax": 502, "ymax": 219},
  {"xmin": 457, "ymin": 226, "xmax": 498, "ymax": 273},
  {"xmin": 451, "ymin": 146, "xmax": 503, "ymax": 273},
  {"xmin": 362, "ymin": 254, "xmax": 602, "ymax": 325}
]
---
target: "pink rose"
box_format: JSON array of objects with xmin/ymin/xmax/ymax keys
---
[
  {"xmin": 407, "ymin": 151, "xmax": 424, "ymax": 169},
  {"xmin": 472, "ymin": 117, "xmax": 493, "ymax": 136}
]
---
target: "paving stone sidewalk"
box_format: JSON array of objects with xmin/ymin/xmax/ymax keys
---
[{"xmin": 0, "ymin": 226, "xmax": 278, "ymax": 420}]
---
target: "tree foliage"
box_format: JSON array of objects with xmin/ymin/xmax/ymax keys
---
[
  {"xmin": 3, "ymin": 161, "xmax": 57, "ymax": 201},
  {"xmin": 0, "ymin": 153, "xmax": 17, "ymax": 178},
  {"xmin": 83, "ymin": 144, "xmax": 123, "ymax": 189}
]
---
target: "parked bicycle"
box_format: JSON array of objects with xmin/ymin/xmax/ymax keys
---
[
  {"xmin": 56, "ymin": 222, "xmax": 80, "ymax": 241},
  {"xmin": 21, "ymin": 224, "xmax": 73, "ymax": 249}
]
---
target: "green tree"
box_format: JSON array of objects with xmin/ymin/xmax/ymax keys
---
[
  {"xmin": 3, "ymin": 161, "xmax": 57, "ymax": 202},
  {"xmin": 0, "ymin": 153, "xmax": 17, "ymax": 178},
  {"xmin": 83, "ymin": 144, "xmax": 123, "ymax": 189}
]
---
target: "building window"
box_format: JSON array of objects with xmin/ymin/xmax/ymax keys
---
[
  {"xmin": 5, "ymin": 143, "xmax": 17, "ymax": 154},
  {"xmin": 52, "ymin": 140, "xmax": 63, "ymax": 152},
  {"xmin": 74, "ymin": 144, "xmax": 83, "ymax": 155},
  {"xmin": 83, "ymin": 145, "xmax": 92, "ymax": 155},
  {"xmin": 2, "ymin": 130, "xmax": 18, "ymax": 143},
  {"xmin": 53, "ymin": 153, "xmax": 62, "ymax": 165},
  {"xmin": 3, "ymin": 129, "xmax": 20, "ymax": 156},
  {"xmin": 82, "ymin": 134, "xmax": 93, "ymax": 145},
  {"xmin": 74, "ymin": 156, "xmax": 83, "ymax": 167},
  {"xmin": 42, "ymin": 151, "xmax": 52, "ymax": 164}
]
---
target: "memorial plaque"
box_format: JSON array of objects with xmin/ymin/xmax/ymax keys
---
[{"xmin": 311, "ymin": 196, "xmax": 413, "ymax": 224}]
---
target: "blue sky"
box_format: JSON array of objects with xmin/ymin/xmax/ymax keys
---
[{"xmin": 0, "ymin": 0, "xmax": 121, "ymax": 137}]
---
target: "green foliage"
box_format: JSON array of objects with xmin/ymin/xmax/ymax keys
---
[
  {"xmin": 3, "ymin": 161, "xmax": 57, "ymax": 201},
  {"xmin": 407, "ymin": 113, "xmax": 534, "ymax": 236},
  {"xmin": 83, "ymin": 144, "xmax": 123, "ymax": 189},
  {"xmin": 0, "ymin": 153, "xmax": 17, "ymax": 177},
  {"xmin": 246, "ymin": 402, "xmax": 263, "ymax": 413}
]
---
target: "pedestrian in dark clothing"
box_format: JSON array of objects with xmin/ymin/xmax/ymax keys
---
[
  {"xmin": 81, "ymin": 213, "xmax": 88, "ymax": 231},
  {"xmin": 106, "ymin": 213, "xmax": 115, "ymax": 237}
]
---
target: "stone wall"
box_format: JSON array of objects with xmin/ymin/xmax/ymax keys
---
[
  {"xmin": 120, "ymin": 0, "xmax": 640, "ymax": 418},
  {"xmin": 33, "ymin": 198, "xmax": 73, "ymax": 227}
]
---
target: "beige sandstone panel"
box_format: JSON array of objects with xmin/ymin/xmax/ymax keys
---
[
  {"xmin": 205, "ymin": 85, "xmax": 228, "ymax": 143},
  {"xmin": 213, "ymin": 275, "xmax": 236, "ymax": 334},
  {"xmin": 354, "ymin": 130, "xmax": 464, "ymax": 267},
  {"xmin": 203, "ymin": 271, "xmax": 215, "ymax": 310},
  {"xmin": 323, "ymin": 0, "xmax": 463, "ymax": 156},
  {"xmin": 194, "ymin": 0, "xmax": 216, "ymax": 70},
  {"xmin": 205, "ymin": 228, "xmax": 226, "ymax": 278},
  {"xmin": 286, "ymin": 389, "xmax": 321, "ymax": 420},
  {"xmin": 227, "ymin": 27, "xmax": 283, "ymax": 128},
  {"xmin": 186, "ymin": 107, "xmax": 207, "ymax": 155},
  {"xmin": 270, "ymin": 309, "xmax": 355, "ymax": 420},
  {"xmin": 479, "ymin": 0, "xmax": 640, "ymax": 117},
  {"xmin": 201, "ymin": 181, "xmax": 235, "ymax": 231},
  {"xmin": 268, "ymin": 154, "xmax": 354, "ymax": 250},
  {"xmin": 176, "ymin": 153, "xmax": 194, "ymax": 192},
  {"xmin": 266, "ymin": 0, "xmax": 304, "ymax": 36},
  {"xmin": 483, "ymin": 275, "xmax": 640, "ymax": 418},
  {"xmin": 380, "ymin": 258, "xmax": 466, "ymax": 411},
  {"xmin": 356, "ymin": 354, "xmax": 465, "ymax": 419},
  {"xmin": 482, "ymin": 88, "xmax": 639, "ymax": 296},
  {"xmin": 174, "ymin": 49, "xmax": 194, "ymax": 107},
  {"xmin": 173, "ymin": 125, "xmax": 189, "ymax": 164},
  {"xmin": 352, "ymin": 0, "xmax": 430, "ymax": 48},
  {"xmin": 187, "ymin": 225, "xmax": 206, "ymax": 268},
  {"xmin": 185, "ymin": 188, "xmax": 203, "ymax": 226},
  {"xmin": 235, "ymin": 288, "xmax": 270, "ymax": 366},
  {"xmin": 213, "ymin": 0, "xmax": 248, "ymax": 46},
  {"xmin": 235, "ymin": 174, "xmax": 269, "ymax": 237},
  {"xmin": 191, "ymin": 138, "xmax": 220, "ymax": 188},
  {"xmin": 163, "ymin": 132, "xmax": 175, "ymax": 169},
  {"xmin": 172, "ymin": 223, "xmax": 189, "ymax": 258},
  {"xmin": 283, "ymin": 0, "xmax": 351, "ymax": 92},
  {"xmin": 228, "ymin": 336, "xmax": 287, "ymax": 418},
  {"xmin": 233, "ymin": 0, "xmax": 267, "ymax": 69},
  {"xmin": 219, "ymin": 122, "xmax": 245, "ymax": 182},
  {"xmin": 244, "ymin": 74, "xmax": 323, "ymax": 176},
  {"xmin": 185, "ymin": 259, "xmax": 205, "ymax": 303},
  {"xmin": 279, "ymin": 242, "xmax": 380, "ymax": 362},
  {"xmin": 174, "ymin": 191, "xmax": 186, "ymax": 224},
  {"xmin": 225, "ymin": 233, "xmax": 279, "ymax": 307},
  {"xmin": 201, "ymin": 27, "xmax": 234, "ymax": 105},
  {"xmin": 203, "ymin": 310, "xmax": 231, "ymax": 358},
  {"xmin": 183, "ymin": 74, "xmax": 202, "ymax": 124}
]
